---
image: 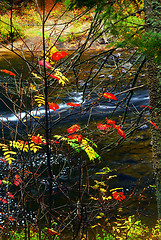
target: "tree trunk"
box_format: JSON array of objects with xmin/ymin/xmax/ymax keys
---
[{"xmin": 144, "ymin": 0, "xmax": 161, "ymax": 223}]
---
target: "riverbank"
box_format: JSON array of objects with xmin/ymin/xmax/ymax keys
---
[{"xmin": 0, "ymin": 32, "xmax": 110, "ymax": 53}]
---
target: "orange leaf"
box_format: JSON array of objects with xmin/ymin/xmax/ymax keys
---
[
  {"xmin": 149, "ymin": 121, "xmax": 159, "ymax": 129},
  {"xmin": 67, "ymin": 124, "xmax": 80, "ymax": 134},
  {"xmin": 117, "ymin": 128, "xmax": 126, "ymax": 139},
  {"xmin": 103, "ymin": 92, "xmax": 117, "ymax": 100},
  {"xmin": 0, "ymin": 69, "xmax": 16, "ymax": 76},
  {"xmin": 97, "ymin": 123, "xmax": 111, "ymax": 130},
  {"xmin": 47, "ymin": 228, "xmax": 60, "ymax": 236}
]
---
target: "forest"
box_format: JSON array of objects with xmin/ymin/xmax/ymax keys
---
[{"xmin": 0, "ymin": 0, "xmax": 160, "ymax": 239}]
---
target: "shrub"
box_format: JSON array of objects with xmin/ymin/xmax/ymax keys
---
[{"xmin": 0, "ymin": 15, "xmax": 23, "ymax": 42}]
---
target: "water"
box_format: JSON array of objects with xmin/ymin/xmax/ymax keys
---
[{"xmin": 0, "ymin": 49, "xmax": 157, "ymax": 234}]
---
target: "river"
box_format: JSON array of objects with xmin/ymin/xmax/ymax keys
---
[{"xmin": 0, "ymin": 49, "xmax": 157, "ymax": 235}]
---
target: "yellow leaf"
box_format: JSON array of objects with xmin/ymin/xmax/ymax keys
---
[
  {"xmin": 110, "ymin": 187, "xmax": 123, "ymax": 192},
  {"xmin": 80, "ymin": 139, "xmax": 100, "ymax": 161},
  {"xmin": 30, "ymin": 83, "xmax": 37, "ymax": 91},
  {"xmin": 100, "ymin": 188, "xmax": 106, "ymax": 193},
  {"xmin": 102, "ymin": 196, "xmax": 112, "ymax": 201},
  {"xmin": 32, "ymin": 72, "xmax": 42, "ymax": 79},
  {"xmin": 96, "ymin": 216, "xmax": 102, "ymax": 219},
  {"xmin": 91, "ymin": 225, "xmax": 98, "ymax": 228},
  {"xmin": 8, "ymin": 159, "xmax": 12, "ymax": 165},
  {"xmin": 54, "ymin": 69, "xmax": 69, "ymax": 86},
  {"xmin": 5, "ymin": 157, "xmax": 15, "ymax": 161},
  {"xmin": 3, "ymin": 151, "xmax": 16, "ymax": 155},
  {"xmin": 90, "ymin": 196, "xmax": 98, "ymax": 200}
]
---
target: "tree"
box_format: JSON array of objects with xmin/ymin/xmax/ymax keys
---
[{"xmin": 144, "ymin": 0, "xmax": 161, "ymax": 223}]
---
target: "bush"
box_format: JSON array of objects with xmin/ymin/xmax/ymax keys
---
[
  {"xmin": 96, "ymin": 216, "xmax": 161, "ymax": 240},
  {"xmin": 0, "ymin": 15, "xmax": 23, "ymax": 42}
]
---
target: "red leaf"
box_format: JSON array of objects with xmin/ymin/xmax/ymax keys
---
[
  {"xmin": 15, "ymin": 175, "xmax": 20, "ymax": 179},
  {"xmin": 14, "ymin": 175, "xmax": 21, "ymax": 186},
  {"xmin": 0, "ymin": 69, "xmax": 16, "ymax": 76},
  {"xmin": 2, "ymin": 199, "xmax": 7, "ymax": 204},
  {"xmin": 149, "ymin": 120, "xmax": 159, "ymax": 129},
  {"xmin": 113, "ymin": 124, "xmax": 121, "ymax": 129},
  {"xmin": 8, "ymin": 216, "xmax": 15, "ymax": 222},
  {"xmin": 117, "ymin": 128, "xmax": 126, "ymax": 138},
  {"xmin": 47, "ymin": 228, "xmax": 60, "ymax": 236},
  {"xmin": 52, "ymin": 52, "xmax": 62, "ymax": 61},
  {"xmin": 103, "ymin": 92, "xmax": 117, "ymax": 100},
  {"xmin": 97, "ymin": 123, "xmax": 111, "ymax": 130},
  {"xmin": 68, "ymin": 134, "xmax": 83, "ymax": 143},
  {"xmin": 14, "ymin": 179, "xmax": 21, "ymax": 186},
  {"xmin": 67, "ymin": 124, "xmax": 80, "ymax": 134},
  {"xmin": 67, "ymin": 102, "xmax": 80, "ymax": 107},
  {"xmin": 60, "ymin": 51, "xmax": 67, "ymax": 58},
  {"xmin": 112, "ymin": 191, "xmax": 125, "ymax": 201},
  {"xmin": 106, "ymin": 119, "xmax": 115, "ymax": 124},
  {"xmin": 38, "ymin": 60, "xmax": 52, "ymax": 68},
  {"xmin": 47, "ymin": 73, "xmax": 60, "ymax": 80},
  {"xmin": 0, "ymin": 158, "xmax": 6, "ymax": 163},
  {"xmin": 140, "ymin": 105, "xmax": 152, "ymax": 109},
  {"xmin": 8, "ymin": 192, "xmax": 15, "ymax": 199},
  {"xmin": 48, "ymin": 102, "xmax": 59, "ymax": 111},
  {"xmin": 0, "ymin": 180, "xmax": 2, "ymax": 185},
  {"xmin": 31, "ymin": 136, "xmax": 42, "ymax": 144}
]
